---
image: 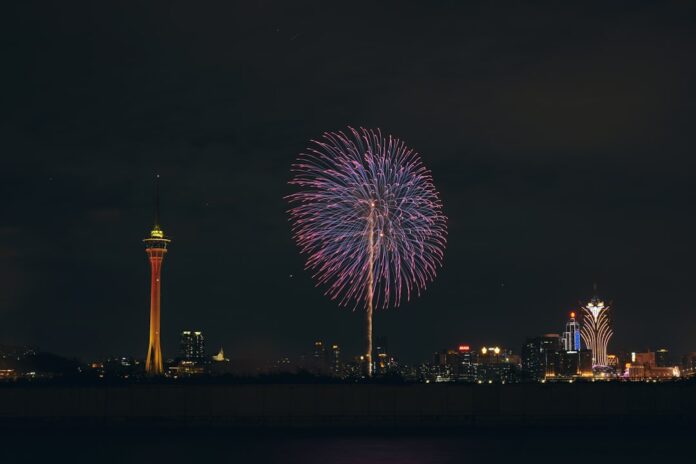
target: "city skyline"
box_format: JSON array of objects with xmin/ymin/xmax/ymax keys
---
[
  {"xmin": 2, "ymin": 275, "xmax": 679, "ymax": 371},
  {"xmin": 3, "ymin": 1, "xmax": 696, "ymax": 363},
  {"xmin": 0, "ymin": 177, "xmax": 688, "ymax": 365},
  {"xmin": 4, "ymin": 3, "xmax": 696, "ymax": 462},
  {"xmin": 0, "ymin": 200, "xmax": 690, "ymax": 383},
  {"xmin": 0, "ymin": 177, "xmax": 691, "ymax": 364}
]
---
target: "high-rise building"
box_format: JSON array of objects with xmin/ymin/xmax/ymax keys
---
[
  {"xmin": 180, "ymin": 331, "xmax": 205, "ymax": 361},
  {"xmin": 579, "ymin": 349, "xmax": 593, "ymax": 375},
  {"xmin": 521, "ymin": 334, "xmax": 561, "ymax": 381},
  {"xmin": 310, "ymin": 340, "xmax": 329, "ymax": 374},
  {"xmin": 632, "ymin": 351, "xmax": 656, "ymax": 369},
  {"xmin": 656, "ymin": 348, "xmax": 669, "ymax": 367},
  {"xmin": 143, "ymin": 178, "xmax": 170, "ymax": 375},
  {"xmin": 374, "ymin": 336, "xmax": 388, "ymax": 359},
  {"xmin": 615, "ymin": 351, "xmax": 632, "ymax": 374},
  {"xmin": 443, "ymin": 349, "xmax": 459, "ymax": 380},
  {"xmin": 477, "ymin": 346, "xmax": 519, "ymax": 383},
  {"xmin": 557, "ymin": 312, "xmax": 583, "ymax": 378},
  {"xmin": 580, "ymin": 292, "xmax": 613, "ymax": 367},
  {"xmin": 330, "ymin": 344, "xmax": 341, "ymax": 376},
  {"xmin": 455, "ymin": 345, "xmax": 477, "ymax": 382},
  {"xmin": 313, "ymin": 340, "xmax": 325, "ymax": 359},
  {"xmin": 562, "ymin": 312, "xmax": 581, "ymax": 351},
  {"xmin": 433, "ymin": 349, "xmax": 448, "ymax": 367},
  {"xmin": 559, "ymin": 350, "xmax": 580, "ymax": 377},
  {"xmin": 682, "ymin": 353, "xmax": 696, "ymax": 378},
  {"xmin": 373, "ymin": 336, "xmax": 390, "ymax": 375},
  {"xmin": 544, "ymin": 349, "xmax": 563, "ymax": 378},
  {"xmin": 479, "ymin": 346, "xmax": 503, "ymax": 364},
  {"xmin": 627, "ymin": 350, "xmax": 679, "ymax": 380}
]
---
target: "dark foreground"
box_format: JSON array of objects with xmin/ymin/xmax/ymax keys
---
[
  {"xmin": 1, "ymin": 382, "xmax": 695, "ymax": 463},
  {"xmin": 1, "ymin": 381, "xmax": 696, "ymax": 427},
  {"xmin": 0, "ymin": 425, "xmax": 693, "ymax": 463}
]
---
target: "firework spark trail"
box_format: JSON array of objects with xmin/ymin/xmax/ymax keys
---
[{"xmin": 287, "ymin": 127, "xmax": 447, "ymax": 375}]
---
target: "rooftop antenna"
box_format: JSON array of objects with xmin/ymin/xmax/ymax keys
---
[{"xmin": 154, "ymin": 173, "xmax": 161, "ymax": 229}]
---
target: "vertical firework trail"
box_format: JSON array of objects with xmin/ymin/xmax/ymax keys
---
[
  {"xmin": 287, "ymin": 127, "xmax": 447, "ymax": 377},
  {"xmin": 366, "ymin": 202, "xmax": 375, "ymax": 373}
]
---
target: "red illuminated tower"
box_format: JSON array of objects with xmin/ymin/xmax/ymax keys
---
[{"xmin": 144, "ymin": 178, "xmax": 170, "ymax": 375}]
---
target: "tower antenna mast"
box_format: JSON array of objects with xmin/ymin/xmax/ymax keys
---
[{"xmin": 154, "ymin": 173, "xmax": 161, "ymax": 228}]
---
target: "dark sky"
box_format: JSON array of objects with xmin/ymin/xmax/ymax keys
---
[{"xmin": 2, "ymin": 1, "xmax": 696, "ymax": 363}]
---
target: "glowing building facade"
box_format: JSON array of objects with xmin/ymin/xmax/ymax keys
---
[
  {"xmin": 144, "ymin": 183, "xmax": 170, "ymax": 375},
  {"xmin": 455, "ymin": 345, "xmax": 477, "ymax": 382},
  {"xmin": 330, "ymin": 344, "xmax": 342, "ymax": 376},
  {"xmin": 562, "ymin": 312, "xmax": 581, "ymax": 352},
  {"xmin": 521, "ymin": 335, "xmax": 561, "ymax": 380},
  {"xmin": 181, "ymin": 330, "xmax": 205, "ymax": 361},
  {"xmin": 580, "ymin": 296, "xmax": 613, "ymax": 367}
]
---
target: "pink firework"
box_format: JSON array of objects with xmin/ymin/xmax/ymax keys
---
[{"xmin": 287, "ymin": 127, "xmax": 447, "ymax": 374}]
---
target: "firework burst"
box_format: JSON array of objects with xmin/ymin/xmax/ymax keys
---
[{"xmin": 287, "ymin": 127, "xmax": 447, "ymax": 374}]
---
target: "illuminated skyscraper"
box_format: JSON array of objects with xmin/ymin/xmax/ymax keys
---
[
  {"xmin": 562, "ymin": 311, "xmax": 581, "ymax": 351},
  {"xmin": 478, "ymin": 346, "xmax": 519, "ymax": 383},
  {"xmin": 143, "ymin": 178, "xmax": 170, "ymax": 375},
  {"xmin": 310, "ymin": 340, "xmax": 329, "ymax": 374},
  {"xmin": 455, "ymin": 345, "xmax": 477, "ymax": 382},
  {"xmin": 580, "ymin": 293, "xmax": 613, "ymax": 367},
  {"xmin": 181, "ymin": 330, "xmax": 205, "ymax": 362},
  {"xmin": 521, "ymin": 335, "xmax": 561, "ymax": 380},
  {"xmin": 313, "ymin": 340, "xmax": 325, "ymax": 362},
  {"xmin": 330, "ymin": 344, "xmax": 341, "ymax": 376}
]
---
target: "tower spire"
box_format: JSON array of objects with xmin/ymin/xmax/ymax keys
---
[
  {"xmin": 150, "ymin": 175, "xmax": 165, "ymax": 239},
  {"xmin": 154, "ymin": 173, "xmax": 161, "ymax": 229}
]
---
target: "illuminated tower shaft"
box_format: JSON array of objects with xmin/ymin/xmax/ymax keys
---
[
  {"xmin": 144, "ymin": 181, "xmax": 170, "ymax": 376},
  {"xmin": 145, "ymin": 245, "xmax": 166, "ymax": 374}
]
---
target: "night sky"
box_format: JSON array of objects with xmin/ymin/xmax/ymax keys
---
[{"xmin": 3, "ymin": 1, "xmax": 696, "ymax": 363}]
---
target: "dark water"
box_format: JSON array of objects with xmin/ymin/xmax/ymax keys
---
[{"xmin": 0, "ymin": 426, "xmax": 691, "ymax": 463}]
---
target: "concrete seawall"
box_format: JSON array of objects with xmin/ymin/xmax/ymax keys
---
[{"xmin": 1, "ymin": 383, "xmax": 695, "ymax": 427}]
